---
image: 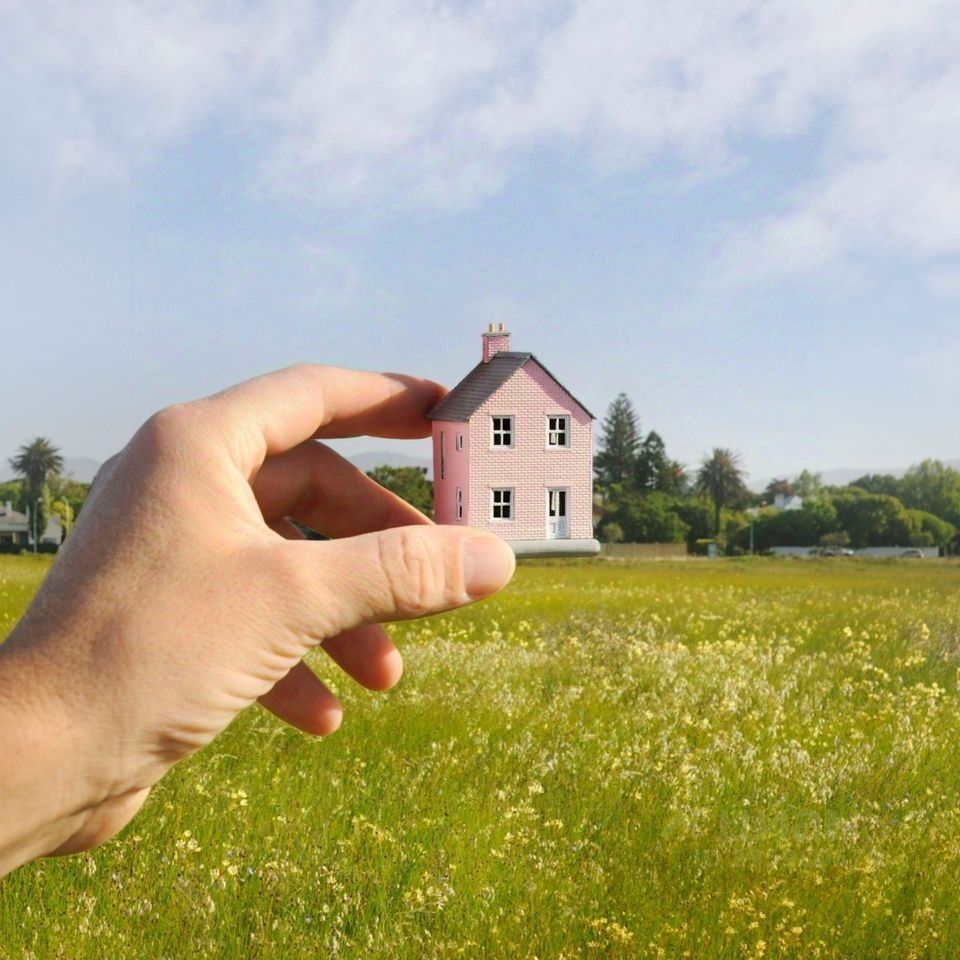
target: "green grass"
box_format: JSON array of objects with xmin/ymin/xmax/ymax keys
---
[{"xmin": 3, "ymin": 555, "xmax": 960, "ymax": 958}]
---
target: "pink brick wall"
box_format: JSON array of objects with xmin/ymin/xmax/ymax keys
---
[
  {"xmin": 431, "ymin": 420, "xmax": 470, "ymax": 525},
  {"xmin": 466, "ymin": 362, "xmax": 593, "ymax": 540}
]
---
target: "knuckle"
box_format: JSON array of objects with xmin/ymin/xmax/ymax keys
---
[
  {"xmin": 285, "ymin": 363, "xmax": 330, "ymax": 395},
  {"xmin": 269, "ymin": 545, "xmax": 339, "ymax": 640},
  {"xmin": 136, "ymin": 404, "xmax": 194, "ymax": 457},
  {"xmin": 377, "ymin": 528, "xmax": 445, "ymax": 617}
]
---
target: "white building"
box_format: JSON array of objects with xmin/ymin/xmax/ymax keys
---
[
  {"xmin": 0, "ymin": 500, "xmax": 62, "ymax": 548},
  {"xmin": 0, "ymin": 500, "xmax": 30, "ymax": 547}
]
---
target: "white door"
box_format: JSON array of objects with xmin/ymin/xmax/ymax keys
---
[{"xmin": 546, "ymin": 488, "xmax": 569, "ymax": 539}]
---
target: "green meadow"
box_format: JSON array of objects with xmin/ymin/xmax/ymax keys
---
[{"xmin": 3, "ymin": 555, "xmax": 960, "ymax": 959}]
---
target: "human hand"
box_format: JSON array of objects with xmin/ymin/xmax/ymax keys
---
[{"xmin": 0, "ymin": 365, "xmax": 515, "ymax": 874}]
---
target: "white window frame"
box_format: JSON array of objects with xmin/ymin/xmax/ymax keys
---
[
  {"xmin": 491, "ymin": 415, "xmax": 514, "ymax": 449},
  {"xmin": 440, "ymin": 430, "xmax": 446, "ymax": 479},
  {"xmin": 456, "ymin": 433, "xmax": 464, "ymax": 451},
  {"xmin": 456, "ymin": 487, "xmax": 463, "ymax": 520},
  {"xmin": 491, "ymin": 487, "xmax": 513, "ymax": 521},
  {"xmin": 546, "ymin": 415, "xmax": 570, "ymax": 448}
]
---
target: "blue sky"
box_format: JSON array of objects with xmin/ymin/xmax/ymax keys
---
[{"xmin": 1, "ymin": 0, "xmax": 958, "ymax": 483}]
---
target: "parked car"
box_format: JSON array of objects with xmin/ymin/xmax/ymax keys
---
[{"xmin": 900, "ymin": 548, "xmax": 925, "ymax": 559}]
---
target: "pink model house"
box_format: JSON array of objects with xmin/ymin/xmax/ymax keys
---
[{"xmin": 428, "ymin": 325, "xmax": 600, "ymax": 557}]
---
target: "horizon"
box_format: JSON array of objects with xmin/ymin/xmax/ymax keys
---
[
  {"xmin": 3, "ymin": 3, "xmax": 960, "ymax": 480},
  {"xmin": 3, "ymin": 447, "xmax": 959, "ymax": 494}
]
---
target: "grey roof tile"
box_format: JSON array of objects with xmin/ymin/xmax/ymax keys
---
[{"xmin": 428, "ymin": 351, "xmax": 594, "ymax": 421}]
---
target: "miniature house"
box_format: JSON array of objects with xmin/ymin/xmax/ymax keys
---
[{"xmin": 428, "ymin": 325, "xmax": 600, "ymax": 557}]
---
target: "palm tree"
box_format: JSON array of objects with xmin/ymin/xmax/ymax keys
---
[
  {"xmin": 10, "ymin": 437, "xmax": 64, "ymax": 496},
  {"xmin": 10, "ymin": 438, "xmax": 64, "ymax": 549},
  {"xmin": 695, "ymin": 447, "xmax": 747, "ymax": 538}
]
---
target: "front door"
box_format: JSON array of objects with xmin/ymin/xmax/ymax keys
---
[{"xmin": 546, "ymin": 488, "xmax": 569, "ymax": 539}]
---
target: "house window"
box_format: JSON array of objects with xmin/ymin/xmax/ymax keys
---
[
  {"xmin": 440, "ymin": 431, "xmax": 446, "ymax": 480},
  {"xmin": 456, "ymin": 487, "xmax": 463, "ymax": 520},
  {"xmin": 491, "ymin": 416, "xmax": 513, "ymax": 448},
  {"xmin": 491, "ymin": 488, "xmax": 513, "ymax": 520},
  {"xmin": 456, "ymin": 433, "xmax": 463, "ymax": 451},
  {"xmin": 547, "ymin": 415, "xmax": 569, "ymax": 447}
]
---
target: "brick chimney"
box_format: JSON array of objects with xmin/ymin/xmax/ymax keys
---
[{"xmin": 482, "ymin": 323, "xmax": 511, "ymax": 363}]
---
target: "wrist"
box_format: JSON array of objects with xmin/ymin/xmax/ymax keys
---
[{"xmin": 0, "ymin": 634, "xmax": 116, "ymax": 873}]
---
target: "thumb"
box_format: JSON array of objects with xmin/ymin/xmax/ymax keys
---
[{"xmin": 272, "ymin": 525, "xmax": 516, "ymax": 640}]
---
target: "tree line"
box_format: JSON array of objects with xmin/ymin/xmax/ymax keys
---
[
  {"xmin": 593, "ymin": 392, "xmax": 747, "ymax": 549},
  {"xmin": 745, "ymin": 463, "xmax": 958, "ymax": 553},
  {"xmin": 594, "ymin": 393, "xmax": 959, "ymax": 553},
  {"xmin": 6, "ymin": 414, "xmax": 958, "ymax": 556},
  {"xmin": 1, "ymin": 439, "xmax": 436, "ymax": 551}
]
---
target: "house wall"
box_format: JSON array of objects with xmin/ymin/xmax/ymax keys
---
[
  {"xmin": 857, "ymin": 546, "xmax": 941, "ymax": 558},
  {"xmin": 0, "ymin": 500, "xmax": 29, "ymax": 546},
  {"xmin": 431, "ymin": 420, "xmax": 470, "ymax": 524},
  {"xmin": 467, "ymin": 363, "xmax": 593, "ymax": 540}
]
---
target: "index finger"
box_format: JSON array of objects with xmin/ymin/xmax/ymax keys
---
[{"xmin": 197, "ymin": 364, "xmax": 445, "ymax": 475}]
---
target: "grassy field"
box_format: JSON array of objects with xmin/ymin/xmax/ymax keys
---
[{"xmin": 3, "ymin": 555, "xmax": 960, "ymax": 959}]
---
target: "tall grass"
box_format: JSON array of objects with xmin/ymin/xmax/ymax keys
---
[{"xmin": 2, "ymin": 556, "xmax": 960, "ymax": 958}]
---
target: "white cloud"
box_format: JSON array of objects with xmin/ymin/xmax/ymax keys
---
[
  {"xmin": 0, "ymin": 0, "xmax": 308, "ymax": 176},
  {"xmin": 260, "ymin": 0, "xmax": 519, "ymax": 208},
  {"xmin": 925, "ymin": 266, "xmax": 960, "ymax": 301},
  {"xmin": 4, "ymin": 0, "xmax": 960, "ymax": 277},
  {"xmin": 905, "ymin": 336, "xmax": 960, "ymax": 385}
]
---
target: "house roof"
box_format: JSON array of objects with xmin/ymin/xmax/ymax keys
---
[
  {"xmin": 0, "ymin": 505, "xmax": 29, "ymax": 532},
  {"xmin": 428, "ymin": 351, "xmax": 595, "ymax": 422}
]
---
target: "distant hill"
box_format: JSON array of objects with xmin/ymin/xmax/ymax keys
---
[
  {"xmin": 2, "ymin": 451, "xmax": 433, "ymax": 485},
  {"xmin": 16, "ymin": 451, "xmax": 957, "ymax": 492},
  {"xmin": 61, "ymin": 457, "xmax": 103, "ymax": 483}
]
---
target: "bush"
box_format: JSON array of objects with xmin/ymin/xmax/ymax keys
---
[
  {"xmin": 906, "ymin": 509, "xmax": 955, "ymax": 549},
  {"xmin": 600, "ymin": 522, "xmax": 624, "ymax": 544},
  {"xmin": 0, "ymin": 542, "xmax": 58, "ymax": 555},
  {"xmin": 604, "ymin": 493, "xmax": 689, "ymax": 543},
  {"xmin": 671, "ymin": 499, "xmax": 714, "ymax": 547},
  {"xmin": 832, "ymin": 492, "xmax": 914, "ymax": 548},
  {"xmin": 731, "ymin": 500, "xmax": 840, "ymax": 552}
]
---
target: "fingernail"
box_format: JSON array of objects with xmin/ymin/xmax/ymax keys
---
[{"xmin": 462, "ymin": 536, "xmax": 516, "ymax": 598}]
